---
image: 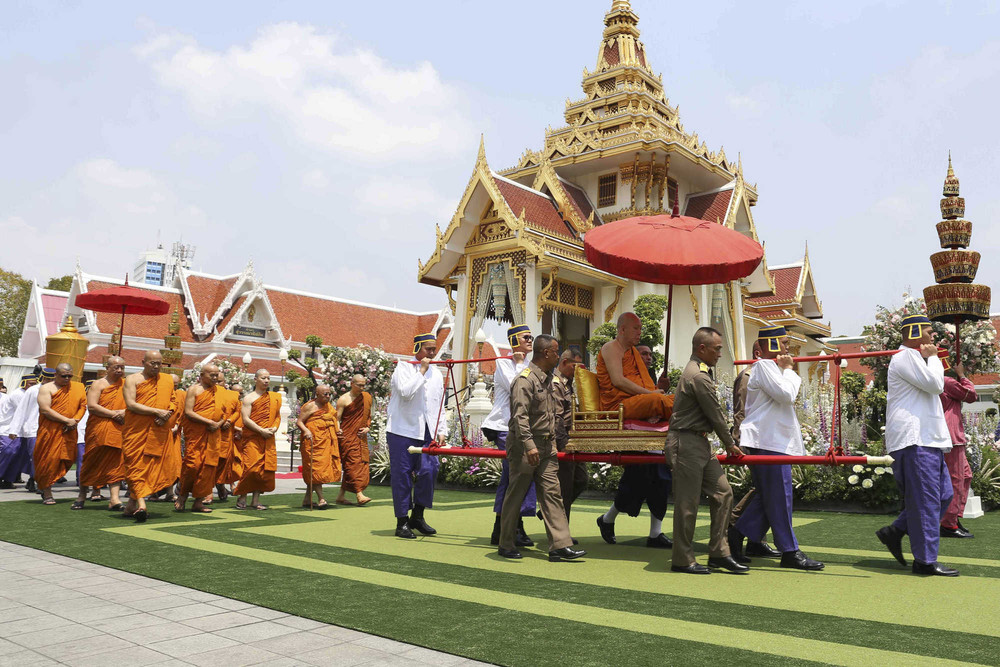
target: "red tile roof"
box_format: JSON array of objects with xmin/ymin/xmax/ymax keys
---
[
  {"xmin": 560, "ymin": 180, "xmax": 597, "ymax": 226},
  {"xmin": 493, "ymin": 177, "xmax": 575, "ymax": 239},
  {"xmin": 215, "ymin": 295, "xmax": 247, "ymax": 334},
  {"xmin": 685, "ymin": 189, "xmax": 733, "ymax": 222},
  {"xmin": 603, "ymin": 42, "xmax": 620, "ymax": 67},
  {"xmin": 187, "ymin": 275, "xmax": 237, "ymax": 319},
  {"xmin": 747, "ymin": 266, "xmax": 802, "ymax": 306},
  {"xmin": 265, "ymin": 289, "xmax": 442, "ymax": 356}
]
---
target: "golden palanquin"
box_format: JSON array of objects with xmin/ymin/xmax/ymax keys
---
[{"xmin": 566, "ymin": 366, "xmax": 669, "ymax": 452}]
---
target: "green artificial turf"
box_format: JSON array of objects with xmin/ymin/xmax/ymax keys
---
[{"xmin": 2, "ymin": 488, "xmax": 998, "ymax": 666}]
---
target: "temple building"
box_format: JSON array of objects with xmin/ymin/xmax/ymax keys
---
[
  {"xmin": 417, "ymin": 0, "xmax": 833, "ymax": 384},
  {"xmin": 12, "ymin": 261, "xmax": 452, "ymax": 385}
]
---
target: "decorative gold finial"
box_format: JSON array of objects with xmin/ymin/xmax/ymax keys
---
[
  {"xmin": 60, "ymin": 315, "xmax": 78, "ymax": 333},
  {"xmin": 942, "ymin": 152, "xmax": 961, "ymax": 199}
]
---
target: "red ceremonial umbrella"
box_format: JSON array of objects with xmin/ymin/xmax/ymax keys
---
[
  {"xmin": 74, "ymin": 276, "xmax": 170, "ymax": 357},
  {"xmin": 584, "ymin": 205, "xmax": 763, "ymax": 379}
]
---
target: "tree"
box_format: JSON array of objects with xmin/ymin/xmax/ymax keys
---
[
  {"xmin": 0, "ymin": 268, "xmax": 32, "ymax": 356},
  {"xmin": 586, "ymin": 294, "xmax": 671, "ymax": 372},
  {"xmin": 45, "ymin": 275, "xmax": 73, "ymax": 291}
]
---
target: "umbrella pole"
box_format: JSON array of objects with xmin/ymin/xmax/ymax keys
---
[
  {"xmin": 659, "ymin": 284, "xmax": 674, "ymax": 390},
  {"xmin": 119, "ymin": 306, "xmax": 126, "ymax": 356}
]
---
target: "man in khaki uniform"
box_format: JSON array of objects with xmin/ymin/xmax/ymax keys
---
[
  {"xmin": 666, "ymin": 327, "xmax": 748, "ymax": 574},
  {"xmin": 499, "ymin": 335, "xmax": 585, "ymax": 562},
  {"xmin": 553, "ymin": 348, "xmax": 586, "ymax": 526}
]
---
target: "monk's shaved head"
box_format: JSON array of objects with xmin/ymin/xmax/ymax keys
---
[
  {"xmin": 255, "ymin": 368, "xmax": 269, "ymax": 378},
  {"xmin": 143, "ymin": 350, "xmax": 162, "ymax": 363},
  {"xmin": 617, "ymin": 312, "xmax": 640, "ymax": 330},
  {"xmin": 56, "ymin": 362, "xmax": 73, "ymax": 374},
  {"xmin": 351, "ymin": 374, "xmax": 366, "ymax": 384},
  {"xmin": 107, "ymin": 356, "xmax": 125, "ymax": 367}
]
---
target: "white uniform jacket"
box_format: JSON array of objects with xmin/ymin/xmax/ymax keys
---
[
  {"xmin": 885, "ymin": 346, "xmax": 950, "ymax": 454},
  {"xmin": 740, "ymin": 359, "xmax": 805, "ymax": 456},
  {"xmin": 387, "ymin": 358, "xmax": 449, "ymax": 441},
  {"xmin": 480, "ymin": 357, "xmax": 528, "ymax": 433}
]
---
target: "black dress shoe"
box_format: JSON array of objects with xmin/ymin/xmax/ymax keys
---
[
  {"xmin": 745, "ymin": 540, "xmax": 781, "ymax": 558},
  {"xmin": 596, "ymin": 515, "xmax": 616, "ymax": 544},
  {"xmin": 498, "ymin": 547, "xmax": 522, "ymax": 559},
  {"xmin": 516, "ymin": 519, "xmax": 534, "ymax": 548},
  {"xmin": 407, "ymin": 516, "xmax": 437, "ymax": 535},
  {"xmin": 549, "ymin": 546, "xmax": 586, "ymax": 561},
  {"xmin": 727, "ymin": 526, "xmax": 751, "ymax": 563},
  {"xmin": 0, "ymin": 480, "xmax": 13, "ymax": 489},
  {"xmin": 957, "ymin": 520, "xmax": 974, "ymax": 537},
  {"xmin": 912, "ymin": 561, "xmax": 959, "ymax": 577},
  {"xmin": 646, "ymin": 534, "xmax": 673, "ymax": 549},
  {"xmin": 490, "ymin": 516, "xmax": 501, "ymax": 545},
  {"xmin": 707, "ymin": 555, "xmax": 750, "ymax": 573},
  {"xmin": 25, "ymin": 479, "xmax": 36, "ymax": 493},
  {"xmin": 876, "ymin": 525, "xmax": 907, "ymax": 566},
  {"xmin": 395, "ymin": 524, "xmax": 416, "ymax": 539},
  {"xmin": 940, "ymin": 526, "xmax": 973, "ymax": 539},
  {"xmin": 671, "ymin": 563, "xmax": 710, "ymax": 574},
  {"xmin": 780, "ymin": 550, "xmax": 825, "ymax": 571}
]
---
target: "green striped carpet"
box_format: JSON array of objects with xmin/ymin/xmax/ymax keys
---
[{"xmin": 2, "ymin": 488, "xmax": 997, "ymax": 666}]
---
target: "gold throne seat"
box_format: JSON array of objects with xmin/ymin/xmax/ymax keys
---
[{"xmin": 566, "ymin": 366, "xmax": 669, "ymax": 452}]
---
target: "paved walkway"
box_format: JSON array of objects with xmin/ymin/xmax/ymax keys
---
[{"xmin": 0, "ymin": 481, "xmax": 490, "ymax": 666}]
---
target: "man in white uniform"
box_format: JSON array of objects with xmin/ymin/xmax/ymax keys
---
[
  {"xmin": 482, "ymin": 324, "xmax": 534, "ymax": 546},
  {"xmin": 386, "ymin": 333, "xmax": 448, "ymax": 539},
  {"xmin": 728, "ymin": 326, "xmax": 823, "ymax": 570},
  {"xmin": 9, "ymin": 368, "xmax": 54, "ymax": 492},
  {"xmin": 0, "ymin": 373, "xmax": 36, "ymax": 488},
  {"xmin": 876, "ymin": 314, "xmax": 958, "ymax": 576}
]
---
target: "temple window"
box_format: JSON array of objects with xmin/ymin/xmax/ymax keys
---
[
  {"xmin": 666, "ymin": 178, "xmax": 678, "ymax": 211},
  {"xmin": 598, "ymin": 173, "xmax": 617, "ymax": 207}
]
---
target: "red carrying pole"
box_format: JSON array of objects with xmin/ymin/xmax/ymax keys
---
[{"xmin": 408, "ymin": 445, "xmax": 892, "ymax": 467}]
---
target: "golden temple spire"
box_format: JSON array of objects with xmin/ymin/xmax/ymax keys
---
[{"xmin": 943, "ymin": 151, "xmax": 960, "ymax": 197}]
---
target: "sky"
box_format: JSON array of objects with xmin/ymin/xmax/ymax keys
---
[{"xmin": 2, "ymin": 0, "xmax": 999, "ymax": 336}]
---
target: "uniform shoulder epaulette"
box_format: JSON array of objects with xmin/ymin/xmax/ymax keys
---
[
  {"xmin": 519, "ymin": 368, "xmax": 532, "ymax": 378},
  {"xmin": 552, "ymin": 376, "xmax": 561, "ymax": 384},
  {"xmin": 699, "ymin": 362, "xmax": 710, "ymax": 373}
]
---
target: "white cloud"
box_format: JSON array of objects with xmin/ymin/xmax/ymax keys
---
[
  {"xmin": 301, "ymin": 168, "xmax": 328, "ymax": 190},
  {"xmin": 3, "ymin": 158, "xmax": 210, "ymax": 282},
  {"xmin": 137, "ymin": 22, "xmax": 476, "ymax": 160}
]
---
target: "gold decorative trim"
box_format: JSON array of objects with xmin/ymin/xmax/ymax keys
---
[
  {"xmin": 537, "ymin": 268, "xmax": 559, "ymax": 320},
  {"xmin": 688, "ymin": 285, "xmax": 699, "ymax": 322},
  {"xmin": 604, "ymin": 286, "xmax": 624, "ymax": 322}
]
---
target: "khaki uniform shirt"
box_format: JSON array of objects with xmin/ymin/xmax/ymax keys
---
[
  {"xmin": 552, "ymin": 372, "xmax": 574, "ymax": 451},
  {"xmin": 507, "ymin": 362, "xmax": 556, "ymax": 457},
  {"xmin": 668, "ymin": 356, "xmax": 735, "ymax": 448}
]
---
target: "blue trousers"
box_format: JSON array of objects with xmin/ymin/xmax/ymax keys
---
[
  {"xmin": 386, "ymin": 429, "xmax": 439, "ymax": 518},
  {"xmin": 19, "ymin": 438, "xmax": 35, "ymax": 477},
  {"xmin": 485, "ymin": 429, "xmax": 536, "ymax": 516},
  {"xmin": 734, "ymin": 447, "xmax": 798, "ymax": 553},
  {"xmin": 75, "ymin": 442, "xmax": 85, "ymax": 485},
  {"xmin": 891, "ymin": 445, "xmax": 952, "ymax": 564},
  {"xmin": 0, "ymin": 435, "xmax": 27, "ymax": 480}
]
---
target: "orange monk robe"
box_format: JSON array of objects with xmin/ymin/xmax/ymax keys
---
[
  {"xmin": 234, "ymin": 391, "xmax": 282, "ymax": 495},
  {"xmin": 339, "ymin": 391, "xmax": 372, "ymax": 493},
  {"xmin": 596, "ymin": 347, "xmax": 674, "ymax": 421},
  {"xmin": 34, "ymin": 382, "xmax": 87, "ymax": 489},
  {"xmin": 179, "ymin": 387, "xmax": 223, "ymax": 499},
  {"xmin": 81, "ymin": 381, "xmax": 126, "ymax": 487},
  {"xmin": 121, "ymin": 375, "xmax": 178, "ymax": 500},
  {"xmin": 301, "ymin": 404, "xmax": 341, "ymax": 485},
  {"xmin": 215, "ymin": 388, "xmax": 243, "ymax": 485},
  {"xmin": 156, "ymin": 388, "xmax": 186, "ymax": 490}
]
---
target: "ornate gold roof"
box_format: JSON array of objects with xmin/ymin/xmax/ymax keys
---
[{"xmin": 500, "ymin": 0, "xmax": 753, "ymax": 197}]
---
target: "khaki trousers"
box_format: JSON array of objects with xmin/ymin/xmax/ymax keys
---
[
  {"xmin": 665, "ymin": 431, "xmax": 733, "ymax": 567},
  {"xmin": 500, "ymin": 446, "xmax": 572, "ymax": 552}
]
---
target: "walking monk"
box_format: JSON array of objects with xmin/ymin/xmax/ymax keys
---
[
  {"xmin": 213, "ymin": 383, "xmax": 243, "ymax": 502},
  {"xmin": 297, "ymin": 384, "xmax": 341, "ymax": 509},
  {"xmin": 74, "ymin": 357, "xmax": 127, "ymax": 511},
  {"xmin": 122, "ymin": 351, "xmax": 178, "ymax": 522},
  {"xmin": 156, "ymin": 374, "xmax": 185, "ymax": 501},
  {"xmin": 335, "ymin": 374, "xmax": 372, "ymax": 506},
  {"xmin": 597, "ymin": 312, "xmax": 674, "ymax": 421},
  {"xmin": 176, "ymin": 364, "xmax": 223, "ymax": 513},
  {"xmin": 34, "ymin": 363, "xmax": 87, "ymax": 505},
  {"xmin": 234, "ymin": 370, "xmax": 281, "ymax": 510}
]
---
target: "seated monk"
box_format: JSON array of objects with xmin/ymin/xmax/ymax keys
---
[{"xmin": 597, "ymin": 312, "xmax": 674, "ymax": 422}]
